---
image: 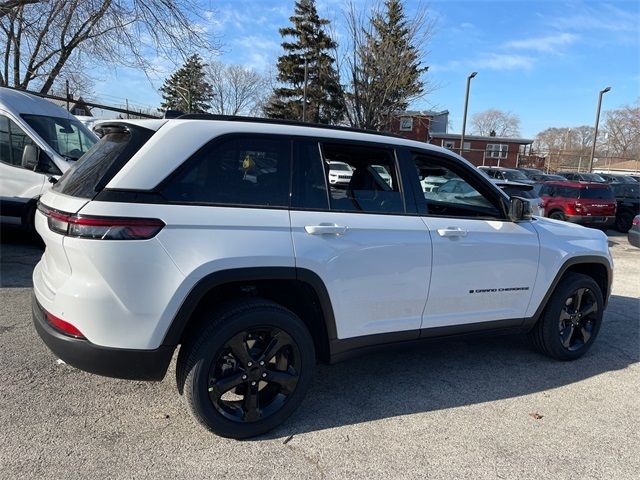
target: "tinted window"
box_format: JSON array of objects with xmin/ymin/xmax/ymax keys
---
[
  {"xmin": 415, "ymin": 156, "xmax": 502, "ymax": 218},
  {"xmin": 54, "ymin": 125, "xmax": 152, "ymax": 198},
  {"xmin": 320, "ymin": 142, "xmax": 403, "ymax": 214},
  {"xmin": 501, "ymin": 185, "xmax": 536, "ymax": 199},
  {"xmin": 0, "ymin": 114, "xmax": 36, "ymax": 167},
  {"xmin": 558, "ymin": 187, "xmax": 580, "ymax": 198},
  {"xmin": 292, "ymin": 140, "xmax": 329, "ymax": 210},
  {"xmin": 579, "ymin": 187, "xmax": 614, "ymax": 200},
  {"xmin": 502, "ymin": 170, "xmax": 529, "ymax": 181},
  {"xmin": 162, "ymin": 135, "xmax": 291, "ymax": 207}
]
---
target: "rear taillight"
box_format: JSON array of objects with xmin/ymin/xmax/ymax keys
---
[
  {"xmin": 38, "ymin": 203, "xmax": 164, "ymax": 240},
  {"xmin": 45, "ymin": 310, "xmax": 85, "ymax": 338},
  {"xmin": 633, "ymin": 216, "xmax": 640, "ymax": 226}
]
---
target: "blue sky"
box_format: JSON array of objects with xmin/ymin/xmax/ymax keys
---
[{"xmin": 94, "ymin": 0, "xmax": 639, "ymax": 138}]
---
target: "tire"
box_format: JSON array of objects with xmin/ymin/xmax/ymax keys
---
[
  {"xmin": 176, "ymin": 298, "xmax": 315, "ymax": 439},
  {"xmin": 549, "ymin": 210, "xmax": 565, "ymax": 221},
  {"xmin": 529, "ymin": 273, "xmax": 604, "ymax": 361},
  {"xmin": 615, "ymin": 211, "xmax": 634, "ymax": 233}
]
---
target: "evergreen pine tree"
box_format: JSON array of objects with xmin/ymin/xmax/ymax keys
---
[
  {"xmin": 265, "ymin": 0, "xmax": 344, "ymax": 124},
  {"xmin": 348, "ymin": 0, "xmax": 427, "ymax": 130},
  {"xmin": 160, "ymin": 54, "xmax": 213, "ymax": 114}
]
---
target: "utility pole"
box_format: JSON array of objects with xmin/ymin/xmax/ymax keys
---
[
  {"xmin": 460, "ymin": 72, "xmax": 477, "ymax": 156},
  {"xmin": 588, "ymin": 86, "xmax": 611, "ymax": 173},
  {"xmin": 65, "ymin": 79, "xmax": 70, "ymax": 112}
]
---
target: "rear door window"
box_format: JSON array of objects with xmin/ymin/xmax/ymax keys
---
[
  {"xmin": 161, "ymin": 135, "xmax": 291, "ymax": 207},
  {"xmin": 53, "ymin": 125, "xmax": 153, "ymax": 198},
  {"xmin": 319, "ymin": 141, "xmax": 404, "ymax": 214}
]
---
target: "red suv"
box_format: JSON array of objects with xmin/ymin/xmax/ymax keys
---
[{"xmin": 539, "ymin": 181, "xmax": 616, "ymax": 227}]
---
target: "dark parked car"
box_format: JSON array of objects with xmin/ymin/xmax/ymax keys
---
[
  {"xmin": 478, "ymin": 166, "xmax": 535, "ymax": 184},
  {"xmin": 530, "ymin": 173, "xmax": 567, "ymax": 182},
  {"xmin": 599, "ymin": 173, "xmax": 638, "ymax": 184},
  {"xmin": 557, "ymin": 172, "xmax": 607, "ymax": 183},
  {"xmin": 539, "ymin": 181, "xmax": 616, "ymax": 228},
  {"xmin": 628, "ymin": 215, "xmax": 640, "ymax": 248},
  {"xmin": 610, "ymin": 183, "xmax": 640, "ymax": 232},
  {"xmin": 516, "ymin": 167, "xmax": 545, "ymax": 179}
]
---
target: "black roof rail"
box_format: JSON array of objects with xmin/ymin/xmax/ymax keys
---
[{"xmin": 176, "ymin": 113, "xmax": 403, "ymax": 139}]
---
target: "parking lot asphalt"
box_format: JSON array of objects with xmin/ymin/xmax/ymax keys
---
[{"xmin": 1, "ymin": 227, "xmax": 638, "ymax": 480}]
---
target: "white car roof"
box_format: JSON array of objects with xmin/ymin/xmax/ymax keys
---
[
  {"xmin": 107, "ymin": 118, "xmax": 469, "ymax": 190},
  {"xmin": 0, "ymin": 87, "xmax": 75, "ymax": 118}
]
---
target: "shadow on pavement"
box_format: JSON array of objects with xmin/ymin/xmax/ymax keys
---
[
  {"xmin": 266, "ymin": 293, "xmax": 639, "ymax": 438},
  {"xmin": 0, "ymin": 226, "xmax": 43, "ymax": 288}
]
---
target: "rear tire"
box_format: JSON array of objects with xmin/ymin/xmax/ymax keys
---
[
  {"xmin": 529, "ymin": 273, "xmax": 603, "ymax": 361},
  {"xmin": 549, "ymin": 211, "xmax": 565, "ymax": 221},
  {"xmin": 176, "ymin": 298, "xmax": 315, "ymax": 439}
]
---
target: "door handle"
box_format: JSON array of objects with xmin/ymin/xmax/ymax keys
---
[
  {"xmin": 305, "ymin": 224, "xmax": 348, "ymax": 236},
  {"xmin": 437, "ymin": 227, "xmax": 467, "ymax": 238}
]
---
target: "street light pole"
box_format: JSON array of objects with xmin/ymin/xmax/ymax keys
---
[
  {"xmin": 460, "ymin": 71, "xmax": 477, "ymax": 156},
  {"xmin": 302, "ymin": 57, "xmax": 309, "ymax": 122},
  {"xmin": 588, "ymin": 86, "xmax": 611, "ymax": 173}
]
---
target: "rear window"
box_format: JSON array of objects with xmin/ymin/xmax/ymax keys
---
[
  {"xmin": 53, "ymin": 125, "xmax": 153, "ymax": 198},
  {"xmin": 579, "ymin": 186, "xmax": 615, "ymax": 200},
  {"xmin": 501, "ymin": 185, "xmax": 536, "ymax": 199}
]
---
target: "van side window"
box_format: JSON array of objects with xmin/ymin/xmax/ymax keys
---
[
  {"xmin": 0, "ymin": 114, "xmax": 36, "ymax": 167},
  {"xmin": 319, "ymin": 142, "xmax": 404, "ymax": 214},
  {"xmin": 162, "ymin": 135, "xmax": 291, "ymax": 207}
]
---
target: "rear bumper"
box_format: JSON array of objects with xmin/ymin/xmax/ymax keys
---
[
  {"xmin": 32, "ymin": 295, "xmax": 173, "ymax": 381},
  {"xmin": 564, "ymin": 215, "xmax": 615, "ymax": 226}
]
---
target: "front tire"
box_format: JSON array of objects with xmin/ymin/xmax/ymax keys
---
[
  {"xmin": 529, "ymin": 273, "xmax": 604, "ymax": 361},
  {"xmin": 177, "ymin": 298, "xmax": 315, "ymax": 439},
  {"xmin": 615, "ymin": 211, "xmax": 634, "ymax": 233}
]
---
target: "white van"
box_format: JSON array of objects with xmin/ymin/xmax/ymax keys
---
[{"xmin": 0, "ymin": 87, "xmax": 98, "ymax": 228}]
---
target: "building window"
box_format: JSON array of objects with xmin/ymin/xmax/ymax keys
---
[
  {"xmin": 442, "ymin": 140, "xmax": 455, "ymax": 150},
  {"xmin": 399, "ymin": 117, "xmax": 413, "ymax": 131},
  {"xmin": 486, "ymin": 143, "xmax": 508, "ymax": 159},
  {"xmin": 74, "ymin": 108, "xmax": 86, "ymax": 116},
  {"xmin": 463, "ymin": 141, "xmax": 471, "ymax": 152}
]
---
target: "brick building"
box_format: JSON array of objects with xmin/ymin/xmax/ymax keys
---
[
  {"xmin": 388, "ymin": 110, "xmax": 449, "ymax": 142},
  {"xmin": 428, "ymin": 133, "xmax": 544, "ymax": 169}
]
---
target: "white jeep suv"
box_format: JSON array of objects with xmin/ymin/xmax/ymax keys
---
[{"xmin": 32, "ymin": 116, "xmax": 613, "ymax": 439}]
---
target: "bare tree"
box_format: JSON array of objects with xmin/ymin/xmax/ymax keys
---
[
  {"xmin": 0, "ymin": 0, "xmax": 41, "ymax": 18},
  {"xmin": 601, "ymin": 100, "xmax": 640, "ymax": 158},
  {"xmin": 206, "ymin": 62, "xmax": 268, "ymax": 116},
  {"xmin": 470, "ymin": 109, "xmax": 521, "ymax": 137},
  {"xmin": 341, "ymin": 1, "xmax": 435, "ymax": 130},
  {"xmin": 0, "ymin": 0, "xmax": 217, "ymax": 93}
]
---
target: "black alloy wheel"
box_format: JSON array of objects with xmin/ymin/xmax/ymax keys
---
[
  {"xmin": 529, "ymin": 272, "xmax": 604, "ymax": 361},
  {"xmin": 208, "ymin": 327, "xmax": 300, "ymax": 423},
  {"xmin": 178, "ymin": 298, "xmax": 315, "ymax": 439},
  {"xmin": 558, "ymin": 287, "xmax": 598, "ymax": 352}
]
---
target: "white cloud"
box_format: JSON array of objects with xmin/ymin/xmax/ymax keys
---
[
  {"xmin": 474, "ymin": 53, "xmax": 535, "ymax": 71},
  {"xmin": 430, "ymin": 54, "xmax": 534, "ymax": 73},
  {"xmin": 505, "ymin": 33, "xmax": 579, "ymax": 53}
]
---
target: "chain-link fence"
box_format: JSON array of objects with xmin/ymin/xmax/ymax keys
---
[{"xmin": 540, "ymin": 151, "xmax": 639, "ymax": 174}]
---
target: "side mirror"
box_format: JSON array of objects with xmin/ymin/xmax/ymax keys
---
[
  {"xmin": 508, "ymin": 196, "xmax": 533, "ymax": 222},
  {"xmin": 21, "ymin": 144, "xmax": 39, "ymax": 170}
]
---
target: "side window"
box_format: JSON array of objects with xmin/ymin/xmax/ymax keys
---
[
  {"xmin": 162, "ymin": 135, "xmax": 291, "ymax": 207},
  {"xmin": 319, "ymin": 142, "xmax": 403, "ymax": 214},
  {"xmin": 414, "ymin": 155, "xmax": 503, "ymax": 219},
  {"xmin": 291, "ymin": 140, "xmax": 329, "ymax": 210},
  {"xmin": 0, "ymin": 114, "xmax": 36, "ymax": 167}
]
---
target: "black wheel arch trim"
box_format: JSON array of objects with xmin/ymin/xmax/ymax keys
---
[
  {"xmin": 161, "ymin": 267, "xmax": 338, "ymax": 347},
  {"xmin": 523, "ymin": 254, "xmax": 612, "ymax": 329}
]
